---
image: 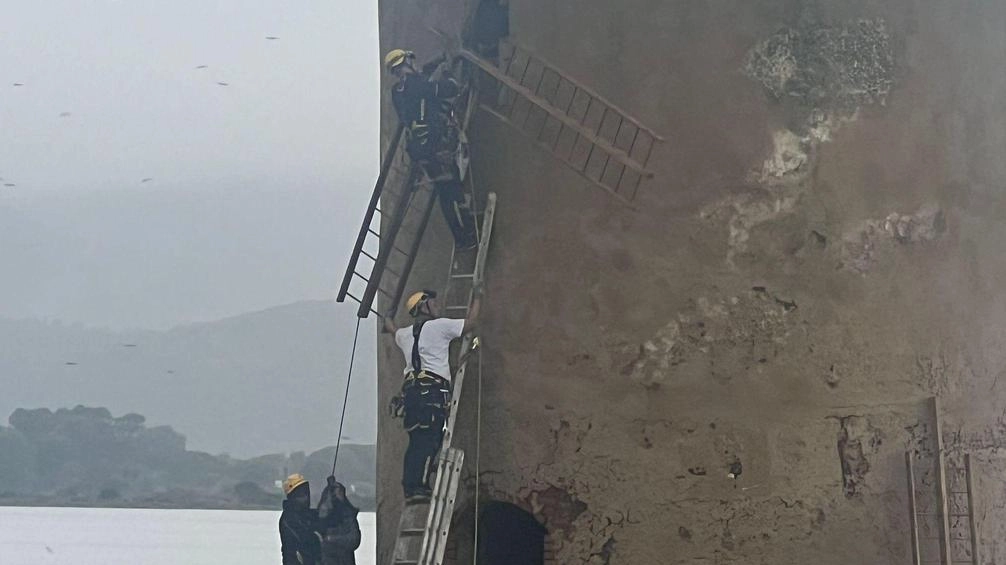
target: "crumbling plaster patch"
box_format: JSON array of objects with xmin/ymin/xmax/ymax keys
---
[
  {"xmin": 839, "ymin": 205, "xmax": 946, "ymax": 273},
  {"xmin": 835, "ymin": 415, "xmax": 883, "ymax": 498},
  {"xmin": 699, "ymin": 127, "xmax": 811, "ymax": 268},
  {"xmin": 623, "ymin": 289, "xmax": 796, "ymax": 387},
  {"xmin": 702, "ymin": 19, "xmax": 896, "ymax": 268},
  {"xmin": 744, "ymin": 19, "xmax": 894, "ymax": 114},
  {"xmin": 507, "ymin": 412, "xmax": 765, "ymax": 564},
  {"xmin": 522, "ymin": 417, "xmax": 629, "ymax": 563}
]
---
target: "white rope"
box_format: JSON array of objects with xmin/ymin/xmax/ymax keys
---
[
  {"xmin": 466, "ymin": 74, "xmax": 484, "ymax": 564},
  {"xmin": 472, "ymin": 340, "xmax": 483, "ymax": 565}
]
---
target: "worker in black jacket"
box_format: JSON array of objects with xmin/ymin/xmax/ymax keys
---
[
  {"xmin": 279, "ymin": 474, "xmax": 323, "ymax": 565},
  {"xmin": 318, "ymin": 477, "xmax": 362, "ymax": 565},
  {"xmin": 385, "ymin": 48, "xmax": 477, "ymax": 250}
]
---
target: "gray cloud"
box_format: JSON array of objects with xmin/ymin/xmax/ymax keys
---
[{"xmin": 0, "ymin": 0, "xmax": 380, "ymax": 329}]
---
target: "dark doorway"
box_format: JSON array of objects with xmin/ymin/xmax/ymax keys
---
[
  {"xmin": 466, "ymin": 0, "xmax": 509, "ymax": 59},
  {"xmin": 478, "ymin": 502, "xmax": 547, "ymax": 565}
]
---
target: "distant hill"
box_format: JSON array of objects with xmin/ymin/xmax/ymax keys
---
[
  {"xmin": 0, "ymin": 405, "xmax": 375, "ymax": 510},
  {"xmin": 0, "ymin": 300, "xmax": 377, "ymax": 457}
]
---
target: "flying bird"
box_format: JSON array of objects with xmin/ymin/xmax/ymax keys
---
[
  {"xmin": 4, "ymin": 183, "xmax": 15, "ymax": 187},
  {"xmin": 265, "ymin": 36, "xmax": 279, "ymax": 40},
  {"xmin": 59, "ymin": 112, "xmax": 72, "ymax": 118},
  {"xmin": 65, "ymin": 362, "xmax": 78, "ymax": 366},
  {"xmin": 195, "ymin": 65, "xmax": 208, "ymax": 69},
  {"xmin": 12, "ymin": 83, "xmax": 23, "ymax": 87},
  {"xmin": 166, "ymin": 370, "xmax": 175, "ymax": 374},
  {"xmin": 216, "ymin": 81, "xmax": 229, "ymax": 86},
  {"xmin": 122, "ymin": 344, "xmax": 137, "ymax": 347},
  {"xmin": 141, "ymin": 178, "xmax": 153, "ymax": 183}
]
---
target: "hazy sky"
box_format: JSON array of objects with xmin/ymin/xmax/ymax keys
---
[{"xmin": 0, "ymin": 1, "xmax": 379, "ymax": 329}]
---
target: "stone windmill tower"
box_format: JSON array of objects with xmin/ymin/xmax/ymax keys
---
[{"xmin": 341, "ymin": 1, "xmax": 1006, "ymax": 564}]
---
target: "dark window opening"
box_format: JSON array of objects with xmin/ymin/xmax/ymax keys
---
[
  {"xmin": 478, "ymin": 502, "xmax": 547, "ymax": 565},
  {"xmin": 466, "ymin": 0, "xmax": 509, "ymax": 59}
]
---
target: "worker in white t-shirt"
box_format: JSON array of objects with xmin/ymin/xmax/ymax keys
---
[{"xmin": 382, "ymin": 286, "xmax": 482, "ymax": 502}]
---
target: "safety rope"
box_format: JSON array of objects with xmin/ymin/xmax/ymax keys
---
[
  {"xmin": 331, "ymin": 315, "xmax": 363, "ymax": 477},
  {"xmin": 472, "ymin": 338, "xmax": 483, "ymax": 564},
  {"xmin": 466, "ymin": 81, "xmax": 484, "ymax": 564}
]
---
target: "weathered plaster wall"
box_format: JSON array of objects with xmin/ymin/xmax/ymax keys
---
[{"xmin": 377, "ymin": 1, "xmax": 1006, "ymax": 563}]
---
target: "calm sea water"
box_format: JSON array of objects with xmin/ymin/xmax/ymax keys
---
[{"xmin": 0, "ymin": 507, "xmax": 376, "ymax": 565}]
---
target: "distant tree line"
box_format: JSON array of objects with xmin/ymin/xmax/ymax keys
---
[{"xmin": 0, "ymin": 406, "xmax": 374, "ymax": 510}]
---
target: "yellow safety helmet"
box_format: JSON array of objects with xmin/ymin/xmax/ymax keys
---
[
  {"xmin": 384, "ymin": 48, "xmax": 414, "ymax": 72},
  {"xmin": 283, "ymin": 473, "xmax": 308, "ymax": 496},
  {"xmin": 406, "ymin": 289, "xmax": 437, "ymax": 316}
]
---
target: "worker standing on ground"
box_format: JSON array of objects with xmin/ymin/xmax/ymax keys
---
[
  {"xmin": 317, "ymin": 476, "xmax": 361, "ymax": 565},
  {"xmin": 385, "ymin": 48, "xmax": 478, "ymax": 250},
  {"xmin": 383, "ymin": 286, "xmax": 482, "ymax": 502},
  {"xmin": 279, "ymin": 474, "xmax": 323, "ymax": 565}
]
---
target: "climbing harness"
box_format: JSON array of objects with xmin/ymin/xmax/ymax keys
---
[
  {"xmin": 411, "ymin": 319, "xmax": 427, "ymax": 373},
  {"xmin": 456, "ymin": 131, "xmax": 471, "ymax": 182},
  {"xmin": 401, "ymin": 371, "xmax": 451, "ymax": 433}
]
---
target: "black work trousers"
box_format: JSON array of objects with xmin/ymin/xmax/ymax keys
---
[
  {"xmin": 419, "ymin": 159, "xmax": 477, "ymax": 249},
  {"xmin": 403, "ymin": 427, "xmax": 444, "ymax": 496}
]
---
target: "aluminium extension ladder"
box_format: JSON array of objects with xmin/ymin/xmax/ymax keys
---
[{"xmin": 390, "ymin": 193, "xmax": 497, "ymax": 565}]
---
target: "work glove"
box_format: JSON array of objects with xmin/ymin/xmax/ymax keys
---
[{"xmin": 388, "ymin": 394, "xmax": 405, "ymax": 419}]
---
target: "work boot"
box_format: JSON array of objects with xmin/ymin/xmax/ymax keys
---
[
  {"xmin": 455, "ymin": 236, "xmax": 478, "ymax": 251},
  {"xmin": 405, "ymin": 488, "xmax": 432, "ymax": 504}
]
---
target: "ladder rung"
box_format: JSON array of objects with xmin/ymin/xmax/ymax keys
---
[
  {"xmin": 400, "ymin": 528, "xmax": 425, "ymax": 535},
  {"xmin": 350, "ymin": 273, "xmax": 393, "ymax": 298},
  {"xmin": 394, "ymin": 561, "xmax": 419, "ymax": 565},
  {"xmin": 480, "ymin": 103, "xmax": 632, "ymax": 204},
  {"xmin": 450, "ymin": 273, "xmax": 475, "ymax": 279},
  {"xmin": 466, "ymin": 51, "xmax": 653, "ymax": 176},
  {"xmin": 343, "ymin": 292, "xmax": 381, "ymax": 316},
  {"xmin": 366, "ymin": 227, "xmax": 411, "ymax": 257}
]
